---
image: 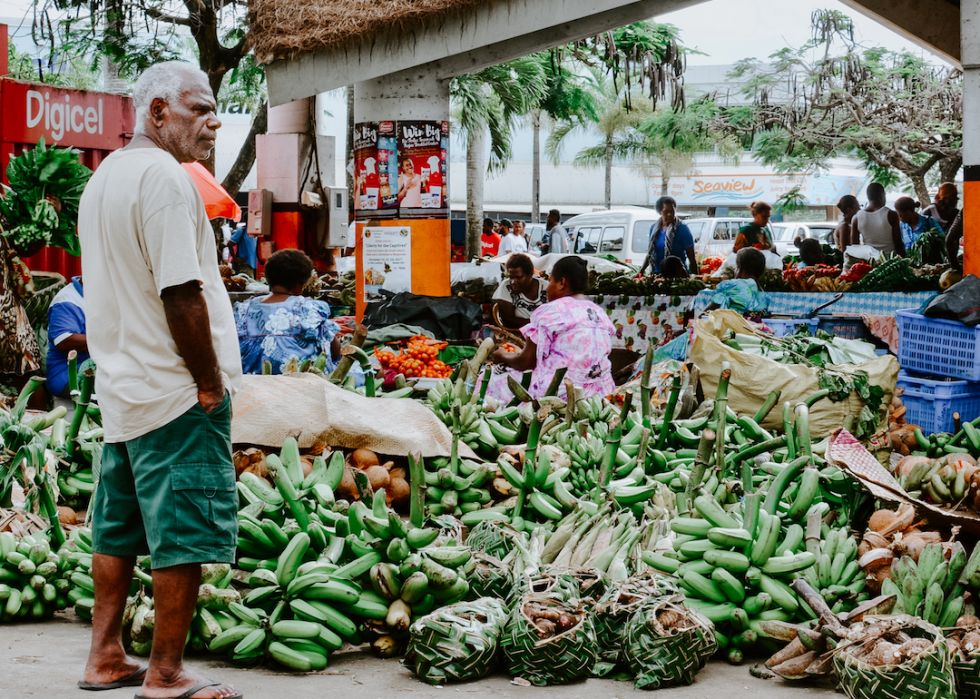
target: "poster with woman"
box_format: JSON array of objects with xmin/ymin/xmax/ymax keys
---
[
  {"xmin": 353, "ymin": 121, "xmax": 398, "ymax": 214},
  {"xmin": 397, "ymin": 121, "xmax": 448, "ymax": 213}
]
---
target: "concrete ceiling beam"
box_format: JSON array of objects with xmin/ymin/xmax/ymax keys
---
[
  {"xmin": 838, "ymin": 0, "xmax": 960, "ymax": 66},
  {"xmin": 267, "ymin": 0, "xmax": 706, "ymax": 106}
]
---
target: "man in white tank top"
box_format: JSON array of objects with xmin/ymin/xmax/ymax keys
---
[{"xmin": 851, "ymin": 183, "xmax": 905, "ymax": 256}]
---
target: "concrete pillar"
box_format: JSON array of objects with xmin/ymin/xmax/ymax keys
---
[
  {"xmin": 354, "ymin": 67, "xmax": 450, "ymax": 123},
  {"xmin": 352, "ymin": 68, "xmax": 452, "ymax": 319},
  {"xmin": 964, "ymin": 0, "xmax": 980, "ymax": 276}
]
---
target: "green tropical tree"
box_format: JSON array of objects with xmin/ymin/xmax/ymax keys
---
[
  {"xmin": 526, "ymin": 53, "xmax": 601, "ymax": 222},
  {"xmin": 715, "ymin": 10, "xmax": 961, "ymax": 204},
  {"xmin": 545, "ymin": 71, "xmax": 650, "ymax": 209},
  {"xmin": 452, "ymin": 56, "xmax": 548, "ymax": 260}
]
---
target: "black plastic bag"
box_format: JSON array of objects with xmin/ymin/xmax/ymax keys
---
[
  {"xmin": 923, "ymin": 274, "xmax": 980, "ymax": 326},
  {"xmin": 362, "ymin": 291, "xmax": 481, "ymax": 340}
]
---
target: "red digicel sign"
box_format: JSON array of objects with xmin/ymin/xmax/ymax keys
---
[{"xmin": 0, "ymin": 79, "xmax": 134, "ymax": 151}]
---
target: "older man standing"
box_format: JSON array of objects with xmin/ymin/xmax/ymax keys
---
[{"xmin": 78, "ymin": 62, "xmax": 242, "ymax": 699}]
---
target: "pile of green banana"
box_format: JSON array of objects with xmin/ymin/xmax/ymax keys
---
[
  {"xmin": 421, "ymin": 455, "xmax": 495, "ymax": 519},
  {"xmin": 881, "ymin": 542, "xmax": 973, "ymax": 627},
  {"xmin": 797, "ymin": 524, "xmax": 865, "ymax": 615},
  {"xmin": 540, "ymin": 504, "xmax": 668, "ymax": 585},
  {"xmin": 0, "ymin": 530, "xmax": 71, "ymax": 622},
  {"xmin": 644, "ymin": 492, "xmax": 823, "ymax": 663},
  {"xmin": 898, "ymin": 454, "xmax": 975, "ymax": 504},
  {"xmin": 120, "ymin": 564, "xmax": 241, "ymax": 656}
]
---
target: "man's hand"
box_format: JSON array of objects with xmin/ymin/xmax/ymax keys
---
[{"xmin": 198, "ymin": 388, "xmax": 225, "ymax": 414}]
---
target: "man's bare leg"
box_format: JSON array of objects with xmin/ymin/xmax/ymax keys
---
[
  {"xmin": 139, "ymin": 563, "xmax": 237, "ymax": 699},
  {"xmin": 82, "ymin": 553, "xmax": 144, "ymax": 685}
]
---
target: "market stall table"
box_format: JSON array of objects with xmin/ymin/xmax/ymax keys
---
[
  {"xmin": 590, "ymin": 293, "xmax": 697, "ymax": 354},
  {"xmin": 693, "ymin": 290, "xmax": 939, "ymax": 352}
]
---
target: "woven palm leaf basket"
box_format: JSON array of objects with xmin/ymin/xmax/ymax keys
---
[
  {"xmin": 404, "ymin": 598, "xmax": 508, "ymax": 685},
  {"xmin": 465, "ymin": 519, "xmax": 525, "ymax": 559},
  {"xmin": 467, "ymin": 552, "xmax": 515, "ymax": 604},
  {"xmin": 623, "ymin": 594, "xmax": 717, "ymax": 690},
  {"xmin": 592, "ymin": 570, "xmax": 680, "ymax": 677},
  {"xmin": 945, "ymin": 622, "xmax": 980, "ymax": 699},
  {"xmin": 832, "ymin": 615, "xmax": 954, "ymax": 699},
  {"xmin": 500, "ymin": 592, "xmax": 597, "ymax": 685},
  {"xmin": 529, "ymin": 567, "xmax": 607, "ymax": 603}
]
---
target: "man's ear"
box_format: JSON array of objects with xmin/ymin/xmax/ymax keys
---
[{"xmin": 149, "ymin": 97, "xmax": 169, "ymax": 124}]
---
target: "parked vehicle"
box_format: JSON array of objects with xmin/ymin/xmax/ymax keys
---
[
  {"xmin": 560, "ymin": 207, "xmax": 661, "ymax": 266},
  {"xmin": 683, "ymin": 217, "xmax": 757, "ymax": 258},
  {"xmin": 770, "ymin": 221, "xmax": 838, "ymax": 257}
]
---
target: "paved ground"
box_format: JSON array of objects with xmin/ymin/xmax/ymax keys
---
[{"xmin": 0, "ymin": 613, "xmax": 839, "ymax": 699}]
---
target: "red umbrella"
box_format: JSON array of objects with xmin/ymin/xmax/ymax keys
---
[{"xmin": 181, "ymin": 161, "xmax": 242, "ymax": 221}]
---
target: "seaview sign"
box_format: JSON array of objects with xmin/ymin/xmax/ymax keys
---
[
  {"xmin": 1, "ymin": 80, "xmax": 134, "ymax": 151},
  {"xmin": 650, "ymin": 173, "xmax": 866, "ymax": 206}
]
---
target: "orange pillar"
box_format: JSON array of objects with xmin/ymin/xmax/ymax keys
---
[{"xmin": 966, "ymin": 175, "xmax": 980, "ymax": 277}]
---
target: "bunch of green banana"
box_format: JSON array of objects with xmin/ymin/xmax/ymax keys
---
[
  {"xmin": 421, "ymin": 455, "xmax": 496, "ymax": 519},
  {"xmin": 644, "ymin": 492, "xmax": 820, "ymax": 662},
  {"xmin": 542, "ymin": 505, "xmax": 666, "ymax": 585},
  {"xmin": 0, "ymin": 529, "xmax": 72, "ymax": 623},
  {"xmin": 797, "ymin": 525, "xmax": 865, "ymax": 614},
  {"xmin": 881, "ymin": 542, "xmax": 971, "ymax": 627},
  {"xmin": 898, "ymin": 456, "xmax": 972, "ymax": 504}
]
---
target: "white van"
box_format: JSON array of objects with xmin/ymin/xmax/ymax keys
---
[{"xmin": 561, "ymin": 207, "xmax": 661, "ymax": 266}]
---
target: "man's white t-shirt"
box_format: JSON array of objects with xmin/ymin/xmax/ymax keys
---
[
  {"xmin": 498, "ymin": 233, "xmax": 528, "ymax": 256},
  {"xmin": 79, "ymin": 148, "xmax": 243, "ymax": 443}
]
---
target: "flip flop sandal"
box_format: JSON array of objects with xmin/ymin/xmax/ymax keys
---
[
  {"xmin": 78, "ymin": 663, "xmax": 149, "ymax": 691},
  {"xmin": 134, "ymin": 681, "xmax": 243, "ymax": 699}
]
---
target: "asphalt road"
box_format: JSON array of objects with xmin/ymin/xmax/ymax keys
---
[{"xmin": 0, "ymin": 613, "xmax": 840, "ymax": 699}]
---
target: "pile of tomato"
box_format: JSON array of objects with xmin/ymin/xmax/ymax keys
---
[{"xmin": 374, "ymin": 335, "xmax": 452, "ymax": 379}]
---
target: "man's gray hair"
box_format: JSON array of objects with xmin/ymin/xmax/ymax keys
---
[{"xmin": 133, "ymin": 61, "xmax": 208, "ymax": 131}]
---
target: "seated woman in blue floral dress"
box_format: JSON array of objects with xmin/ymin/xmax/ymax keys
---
[{"xmin": 235, "ymin": 249, "xmax": 342, "ymax": 375}]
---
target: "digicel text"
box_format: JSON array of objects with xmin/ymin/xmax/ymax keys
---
[{"xmin": 26, "ymin": 90, "xmax": 104, "ymax": 142}]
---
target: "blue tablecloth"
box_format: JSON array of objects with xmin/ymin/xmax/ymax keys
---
[{"xmin": 693, "ymin": 290, "xmax": 938, "ymax": 316}]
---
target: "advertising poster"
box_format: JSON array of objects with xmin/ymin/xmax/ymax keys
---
[
  {"xmin": 362, "ymin": 226, "xmax": 412, "ymax": 302},
  {"xmin": 396, "ymin": 121, "xmax": 448, "ymax": 213},
  {"xmin": 353, "ymin": 121, "xmax": 398, "ymax": 213}
]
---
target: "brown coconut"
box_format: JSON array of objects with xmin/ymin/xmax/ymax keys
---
[
  {"xmin": 365, "ymin": 465, "xmax": 391, "ymax": 491},
  {"xmin": 352, "ymin": 448, "xmax": 380, "ymax": 470},
  {"xmin": 868, "ymin": 509, "xmax": 899, "ymax": 533},
  {"xmin": 389, "ymin": 476, "xmax": 410, "ymax": 508},
  {"xmin": 336, "ymin": 464, "xmax": 359, "ymax": 501},
  {"xmin": 58, "ymin": 506, "xmax": 77, "ymax": 525}
]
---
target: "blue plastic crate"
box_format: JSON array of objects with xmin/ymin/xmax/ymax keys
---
[
  {"xmin": 816, "ymin": 316, "xmax": 874, "ymax": 341},
  {"xmin": 896, "ymin": 371, "xmax": 980, "ymax": 435},
  {"xmin": 762, "ymin": 318, "xmax": 819, "ymax": 337},
  {"xmin": 896, "ymin": 309, "xmax": 980, "ymax": 382}
]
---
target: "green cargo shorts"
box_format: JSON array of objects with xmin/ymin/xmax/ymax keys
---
[{"xmin": 92, "ymin": 393, "xmax": 238, "ymax": 569}]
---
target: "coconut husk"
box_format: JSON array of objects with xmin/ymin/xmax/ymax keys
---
[
  {"xmin": 247, "ymin": 0, "xmax": 499, "ymax": 63},
  {"xmin": 833, "ymin": 615, "xmax": 954, "ymax": 699},
  {"xmin": 622, "ymin": 595, "xmax": 717, "ymax": 691},
  {"xmin": 0, "ymin": 507, "xmax": 49, "ymax": 536}
]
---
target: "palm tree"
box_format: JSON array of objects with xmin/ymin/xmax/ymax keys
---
[
  {"xmin": 631, "ymin": 98, "xmax": 742, "ymax": 196},
  {"xmin": 546, "ymin": 71, "xmax": 650, "ymax": 209},
  {"xmin": 526, "ymin": 54, "xmax": 600, "ymax": 222},
  {"xmin": 451, "ymin": 57, "xmax": 547, "ymax": 259}
]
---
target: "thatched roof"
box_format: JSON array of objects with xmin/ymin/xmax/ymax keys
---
[{"xmin": 248, "ymin": 0, "xmax": 496, "ymax": 63}]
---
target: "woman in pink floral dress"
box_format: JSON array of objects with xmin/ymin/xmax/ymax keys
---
[{"xmin": 486, "ymin": 256, "xmax": 615, "ymax": 402}]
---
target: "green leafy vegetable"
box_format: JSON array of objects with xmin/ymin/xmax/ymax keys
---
[{"xmin": 0, "ymin": 138, "xmax": 92, "ymax": 256}]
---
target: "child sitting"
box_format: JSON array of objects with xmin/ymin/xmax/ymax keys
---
[
  {"xmin": 705, "ymin": 247, "xmax": 769, "ymax": 314},
  {"xmin": 796, "ymin": 238, "xmax": 825, "ymax": 268}
]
